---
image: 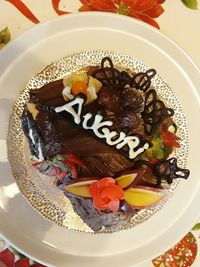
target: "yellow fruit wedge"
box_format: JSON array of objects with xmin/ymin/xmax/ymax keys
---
[
  {"xmin": 116, "ymin": 173, "xmax": 138, "ymax": 189},
  {"xmin": 124, "ymin": 187, "xmax": 165, "ymax": 208},
  {"xmin": 65, "ymin": 180, "xmax": 97, "ymax": 197}
]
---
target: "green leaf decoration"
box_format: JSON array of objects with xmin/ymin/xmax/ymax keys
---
[
  {"xmin": 39, "ymin": 161, "xmax": 51, "ymax": 172},
  {"xmin": 192, "ymin": 223, "xmax": 200, "ymax": 231},
  {"xmin": 181, "ymin": 0, "xmax": 198, "ymax": 9},
  {"xmin": 140, "ymin": 135, "xmax": 165, "ymax": 162},
  {"xmin": 52, "ymin": 154, "xmax": 65, "ymax": 162},
  {"xmin": 55, "ymin": 161, "xmax": 69, "ymax": 172},
  {"xmin": 0, "ymin": 27, "xmax": 11, "ymax": 48}
]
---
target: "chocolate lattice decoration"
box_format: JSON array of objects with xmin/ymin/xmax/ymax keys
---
[
  {"xmin": 142, "ymin": 89, "xmax": 174, "ymax": 135},
  {"xmin": 134, "ymin": 158, "xmax": 190, "ymax": 187},
  {"xmin": 92, "ymin": 57, "xmax": 132, "ymax": 89},
  {"xmin": 131, "ymin": 69, "xmax": 156, "ymax": 92}
]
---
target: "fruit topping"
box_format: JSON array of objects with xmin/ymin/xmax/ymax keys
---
[
  {"xmin": 32, "ymin": 152, "xmax": 86, "ymax": 181},
  {"xmin": 124, "ymin": 186, "xmax": 165, "ymax": 208},
  {"xmin": 140, "ymin": 128, "xmax": 180, "ymax": 163},
  {"xmin": 26, "ymin": 103, "xmax": 39, "ymax": 120},
  {"xmin": 62, "ymin": 151, "xmax": 86, "ymax": 168},
  {"xmin": 65, "ymin": 180, "xmax": 97, "ymax": 197},
  {"xmin": 71, "ymin": 80, "xmax": 88, "ymax": 96},
  {"xmin": 86, "ymin": 76, "xmax": 102, "ymax": 104},
  {"xmin": 33, "ymin": 158, "xmax": 69, "ymax": 181},
  {"xmin": 142, "ymin": 89, "xmax": 174, "ymax": 135},
  {"xmin": 162, "ymin": 129, "xmax": 180, "ymax": 148},
  {"xmin": 89, "ymin": 177, "xmax": 124, "ymax": 212},
  {"xmin": 131, "ymin": 69, "xmax": 156, "ymax": 92},
  {"xmin": 63, "ymin": 71, "xmax": 102, "ymax": 103},
  {"xmin": 115, "ymin": 172, "xmax": 139, "ymax": 189},
  {"xmin": 121, "ymin": 87, "xmax": 144, "ymax": 112}
]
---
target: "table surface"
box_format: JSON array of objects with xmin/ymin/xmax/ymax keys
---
[{"xmin": 0, "ymin": 1, "xmax": 200, "ymax": 266}]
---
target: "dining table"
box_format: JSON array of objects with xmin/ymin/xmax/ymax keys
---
[{"xmin": 0, "ymin": 0, "xmax": 200, "ymax": 266}]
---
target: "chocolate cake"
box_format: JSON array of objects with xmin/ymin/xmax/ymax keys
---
[{"xmin": 21, "ymin": 57, "xmax": 190, "ymax": 231}]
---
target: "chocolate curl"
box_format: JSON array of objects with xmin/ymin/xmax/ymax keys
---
[{"xmin": 30, "ymin": 79, "xmax": 66, "ymax": 107}]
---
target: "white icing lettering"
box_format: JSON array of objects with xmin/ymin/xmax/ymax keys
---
[
  {"xmin": 55, "ymin": 96, "xmax": 84, "ymax": 124},
  {"xmin": 83, "ymin": 113, "xmax": 113, "ymax": 138},
  {"xmin": 102, "ymin": 129, "xmax": 126, "ymax": 146},
  {"xmin": 55, "ymin": 96, "xmax": 149, "ymax": 160}
]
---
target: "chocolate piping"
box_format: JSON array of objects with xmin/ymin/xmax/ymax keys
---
[
  {"xmin": 131, "ymin": 69, "xmax": 156, "ymax": 92},
  {"xmin": 92, "ymin": 57, "xmax": 132, "ymax": 89},
  {"xmin": 142, "ymin": 89, "xmax": 174, "ymax": 135},
  {"xmin": 134, "ymin": 158, "xmax": 190, "ymax": 187}
]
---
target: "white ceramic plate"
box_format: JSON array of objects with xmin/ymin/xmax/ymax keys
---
[{"xmin": 0, "ymin": 12, "xmax": 200, "ymax": 267}]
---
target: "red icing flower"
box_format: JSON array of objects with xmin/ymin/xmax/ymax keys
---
[
  {"xmin": 79, "ymin": 0, "xmax": 165, "ymax": 29},
  {"xmin": 89, "ymin": 177, "xmax": 124, "ymax": 211}
]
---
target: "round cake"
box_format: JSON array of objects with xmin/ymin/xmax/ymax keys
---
[{"xmin": 8, "ymin": 52, "xmax": 190, "ymax": 233}]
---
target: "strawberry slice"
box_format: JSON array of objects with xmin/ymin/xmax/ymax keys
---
[
  {"xmin": 63, "ymin": 152, "xmax": 86, "ymax": 167},
  {"xmin": 64, "ymin": 160, "xmax": 78, "ymax": 179},
  {"xmin": 162, "ymin": 130, "xmax": 180, "ymax": 148}
]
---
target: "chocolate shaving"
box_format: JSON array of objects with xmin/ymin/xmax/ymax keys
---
[
  {"xmin": 92, "ymin": 57, "xmax": 132, "ymax": 89},
  {"xmin": 131, "ymin": 69, "xmax": 156, "ymax": 92},
  {"xmin": 30, "ymin": 79, "xmax": 65, "ymax": 107},
  {"xmin": 142, "ymin": 89, "xmax": 174, "ymax": 135}
]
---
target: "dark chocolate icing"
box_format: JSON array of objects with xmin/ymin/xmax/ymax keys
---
[{"xmin": 22, "ymin": 105, "xmax": 133, "ymax": 177}]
